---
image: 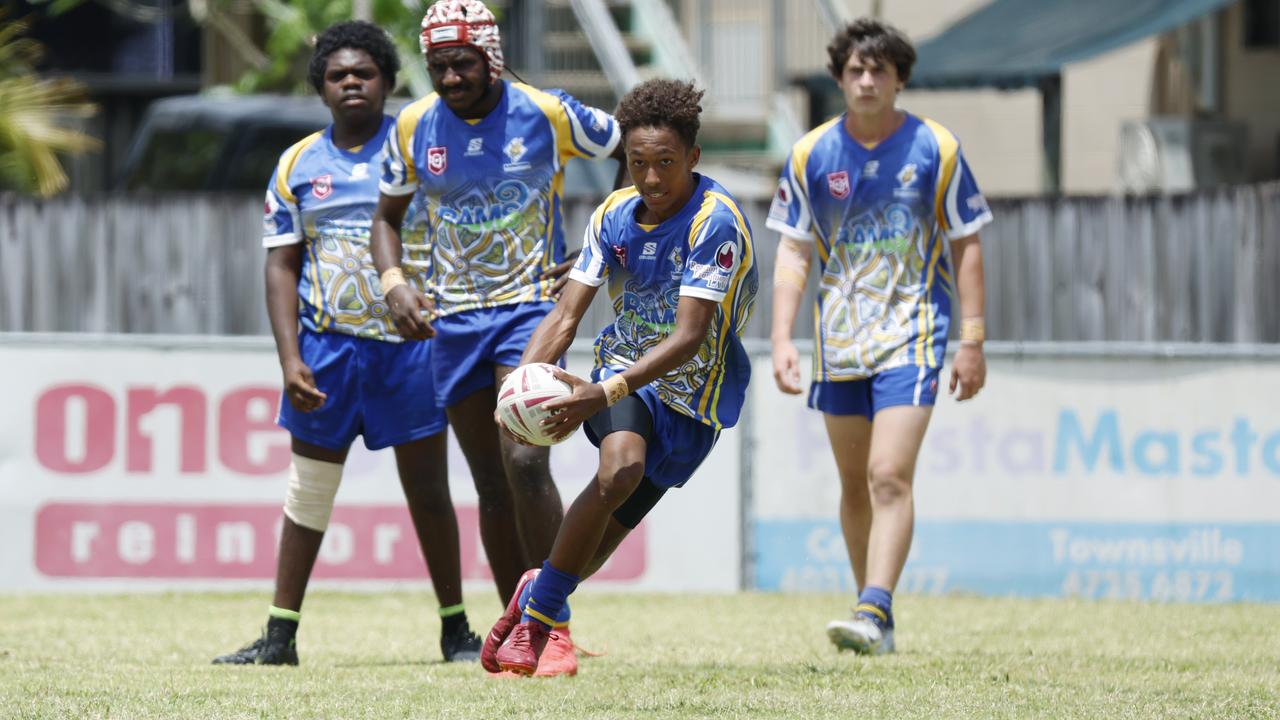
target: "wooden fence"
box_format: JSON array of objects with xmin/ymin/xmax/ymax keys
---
[{"xmin": 2, "ymin": 182, "xmax": 1277, "ymax": 342}]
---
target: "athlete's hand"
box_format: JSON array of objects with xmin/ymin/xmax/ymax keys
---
[
  {"xmin": 541, "ymin": 250, "xmax": 581, "ymax": 299},
  {"xmin": 538, "ymin": 367, "xmax": 604, "ymax": 441},
  {"xmin": 386, "ymin": 285, "xmax": 435, "ymax": 340},
  {"xmin": 772, "ymin": 338, "xmax": 804, "ymax": 395},
  {"xmin": 282, "ymin": 358, "xmax": 327, "ymax": 412},
  {"xmin": 494, "ymin": 408, "xmax": 535, "ymax": 446},
  {"xmin": 950, "ymin": 342, "xmax": 986, "ymax": 401}
]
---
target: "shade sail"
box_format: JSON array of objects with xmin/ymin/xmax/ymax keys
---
[{"xmin": 909, "ymin": 0, "xmax": 1236, "ymax": 89}]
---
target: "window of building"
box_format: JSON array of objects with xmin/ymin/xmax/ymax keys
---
[{"xmin": 1244, "ymin": 0, "xmax": 1280, "ymax": 47}]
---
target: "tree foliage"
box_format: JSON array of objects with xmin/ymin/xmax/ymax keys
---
[{"xmin": 0, "ymin": 12, "xmax": 99, "ymax": 196}]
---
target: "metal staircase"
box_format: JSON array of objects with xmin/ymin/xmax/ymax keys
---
[{"xmin": 496, "ymin": 0, "xmax": 779, "ymax": 172}]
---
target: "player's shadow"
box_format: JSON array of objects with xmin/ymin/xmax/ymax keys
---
[{"xmin": 333, "ymin": 658, "xmax": 455, "ymax": 668}]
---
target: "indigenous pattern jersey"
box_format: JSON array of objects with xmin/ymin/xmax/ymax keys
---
[
  {"xmin": 569, "ymin": 175, "xmax": 758, "ymax": 430},
  {"xmin": 381, "ymin": 81, "xmax": 620, "ymax": 316},
  {"xmin": 264, "ymin": 115, "xmax": 429, "ymax": 342},
  {"xmin": 766, "ymin": 113, "xmax": 992, "ymax": 380}
]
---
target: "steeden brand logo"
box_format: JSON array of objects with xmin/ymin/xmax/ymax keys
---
[
  {"xmin": 465, "ymin": 138, "xmax": 484, "ymax": 156},
  {"xmin": 827, "ymin": 170, "xmax": 850, "ymax": 200},
  {"xmin": 863, "ymin": 160, "xmax": 879, "ymax": 178},
  {"xmin": 349, "ymin": 163, "xmax": 369, "ymax": 180},
  {"xmin": 641, "ymin": 241, "xmax": 658, "ymax": 259},
  {"xmin": 311, "ymin": 174, "xmax": 333, "ymax": 200},
  {"xmin": 427, "ymin": 146, "xmax": 447, "ymax": 176}
]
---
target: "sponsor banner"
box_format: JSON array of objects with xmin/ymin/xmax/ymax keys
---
[
  {"xmin": 755, "ymin": 519, "xmax": 1279, "ymax": 601},
  {"xmin": 0, "ymin": 337, "xmax": 739, "ymax": 592},
  {"xmin": 750, "ymin": 350, "xmax": 1280, "ymax": 601},
  {"xmin": 34, "ymin": 503, "xmax": 644, "ymax": 581}
]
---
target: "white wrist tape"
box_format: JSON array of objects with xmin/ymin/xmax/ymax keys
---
[{"xmin": 283, "ymin": 453, "xmax": 343, "ymax": 532}]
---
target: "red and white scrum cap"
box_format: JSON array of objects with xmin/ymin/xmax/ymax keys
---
[{"xmin": 420, "ymin": 0, "xmax": 504, "ymax": 84}]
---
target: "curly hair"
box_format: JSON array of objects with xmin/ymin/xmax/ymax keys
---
[
  {"xmin": 308, "ymin": 21, "xmax": 400, "ymax": 95},
  {"xmin": 614, "ymin": 79, "xmax": 705, "ymax": 149},
  {"xmin": 826, "ymin": 18, "xmax": 916, "ymax": 84}
]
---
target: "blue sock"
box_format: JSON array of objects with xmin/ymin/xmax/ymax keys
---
[
  {"xmin": 521, "ymin": 561, "xmax": 579, "ymax": 629},
  {"xmin": 517, "ymin": 570, "xmax": 572, "ymax": 625},
  {"xmin": 855, "ymin": 585, "xmax": 894, "ymax": 629}
]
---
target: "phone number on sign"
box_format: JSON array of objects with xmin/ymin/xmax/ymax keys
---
[{"xmin": 1061, "ymin": 569, "xmax": 1234, "ymax": 601}]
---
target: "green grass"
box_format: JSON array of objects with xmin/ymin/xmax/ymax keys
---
[{"xmin": 1, "ymin": 592, "xmax": 1277, "ymax": 719}]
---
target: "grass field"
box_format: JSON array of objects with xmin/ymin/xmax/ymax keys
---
[{"xmin": 1, "ymin": 591, "xmax": 1277, "ymax": 719}]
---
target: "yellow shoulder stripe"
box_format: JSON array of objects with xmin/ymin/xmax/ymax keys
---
[
  {"xmin": 395, "ymin": 94, "xmax": 439, "ymax": 181},
  {"xmin": 790, "ymin": 116, "xmax": 842, "ymax": 194},
  {"xmin": 686, "ymin": 193, "xmax": 718, "ymax": 249},
  {"xmin": 511, "ymin": 83, "xmax": 574, "ymax": 159},
  {"xmin": 274, "ymin": 131, "xmax": 324, "ymax": 202},
  {"xmin": 920, "ymin": 116, "xmax": 959, "ymax": 233},
  {"xmin": 593, "ymin": 186, "xmax": 639, "ymax": 234}
]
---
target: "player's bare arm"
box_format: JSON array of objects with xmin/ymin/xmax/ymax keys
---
[
  {"xmin": 771, "ymin": 236, "xmax": 813, "ymax": 395},
  {"xmin": 265, "ymin": 243, "xmax": 326, "ymax": 412},
  {"xmin": 949, "ymin": 232, "xmax": 986, "ymax": 401},
  {"xmin": 540, "ymin": 294, "xmax": 717, "ymax": 440},
  {"xmin": 371, "ymin": 191, "xmax": 433, "ymax": 340}
]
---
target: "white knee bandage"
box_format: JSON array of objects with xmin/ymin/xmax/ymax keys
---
[{"xmin": 283, "ymin": 453, "xmax": 343, "ymax": 532}]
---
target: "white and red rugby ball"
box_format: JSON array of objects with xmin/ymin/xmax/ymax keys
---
[{"xmin": 496, "ymin": 363, "xmax": 575, "ymax": 446}]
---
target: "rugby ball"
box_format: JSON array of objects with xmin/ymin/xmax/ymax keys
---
[{"xmin": 496, "ymin": 363, "xmax": 575, "ymax": 446}]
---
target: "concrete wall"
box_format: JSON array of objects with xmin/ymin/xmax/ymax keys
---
[{"xmin": 1061, "ymin": 39, "xmax": 1160, "ymax": 194}]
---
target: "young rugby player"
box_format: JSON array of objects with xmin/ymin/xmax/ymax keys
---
[
  {"xmin": 370, "ymin": 0, "xmax": 623, "ymax": 676},
  {"xmin": 767, "ymin": 19, "xmax": 992, "ymax": 655},
  {"xmin": 213, "ymin": 21, "xmax": 480, "ymax": 666},
  {"xmin": 487, "ymin": 79, "xmax": 759, "ymax": 676}
]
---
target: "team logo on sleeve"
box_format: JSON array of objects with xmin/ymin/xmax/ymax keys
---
[
  {"xmin": 827, "ymin": 170, "xmax": 850, "ymax": 200},
  {"xmin": 427, "ymin": 146, "xmax": 448, "ymax": 175},
  {"xmin": 715, "ymin": 240, "xmax": 737, "ymax": 271},
  {"xmin": 611, "ymin": 243, "xmax": 627, "ymax": 267},
  {"xmin": 768, "ymin": 178, "xmax": 792, "ymax": 221},
  {"xmin": 263, "ymin": 191, "xmax": 278, "ymax": 234},
  {"xmin": 311, "ymin": 174, "xmax": 333, "ymax": 200}
]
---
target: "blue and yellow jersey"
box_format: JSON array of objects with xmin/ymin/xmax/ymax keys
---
[
  {"xmin": 263, "ymin": 115, "xmax": 429, "ymax": 342},
  {"xmin": 766, "ymin": 113, "xmax": 993, "ymax": 380},
  {"xmin": 569, "ymin": 174, "xmax": 758, "ymax": 430},
  {"xmin": 380, "ymin": 81, "xmax": 620, "ymax": 316}
]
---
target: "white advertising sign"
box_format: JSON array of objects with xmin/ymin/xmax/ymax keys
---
[
  {"xmin": 751, "ymin": 349, "xmax": 1280, "ymax": 602},
  {"xmin": 0, "ymin": 336, "xmax": 740, "ymax": 593}
]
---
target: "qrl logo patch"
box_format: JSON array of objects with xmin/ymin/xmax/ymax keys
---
[
  {"xmin": 612, "ymin": 243, "xmax": 627, "ymax": 267},
  {"xmin": 827, "ymin": 171, "xmax": 850, "ymax": 200},
  {"xmin": 427, "ymin": 146, "xmax": 447, "ymax": 176},
  {"xmin": 311, "ymin": 174, "xmax": 333, "ymax": 200}
]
